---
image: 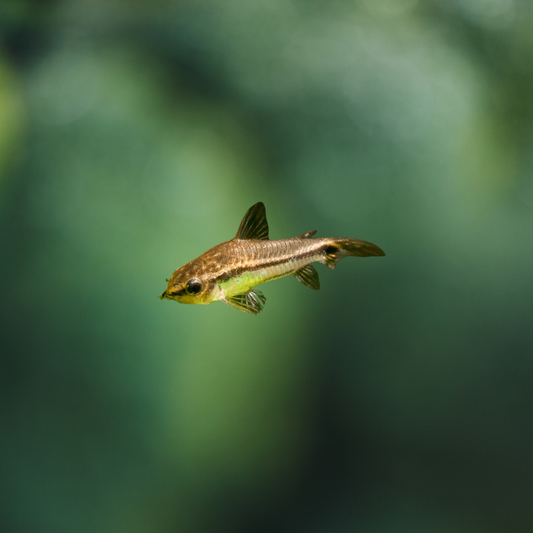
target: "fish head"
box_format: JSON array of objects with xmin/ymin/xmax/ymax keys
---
[{"xmin": 160, "ymin": 263, "xmax": 216, "ymax": 305}]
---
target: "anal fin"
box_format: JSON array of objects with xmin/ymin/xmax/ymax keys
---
[
  {"xmin": 294, "ymin": 264, "xmax": 320, "ymax": 290},
  {"xmin": 222, "ymin": 290, "xmax": 267, "ymax": 315}
]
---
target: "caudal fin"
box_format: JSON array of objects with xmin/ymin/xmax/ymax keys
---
[{"xmin": 323, "ymin": 239, "xmax": 385, "ymax": 269}]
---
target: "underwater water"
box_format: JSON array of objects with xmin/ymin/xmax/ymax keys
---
[{"xmin": 1, "ymin": 1, "xmax": 533, "ymax": 532}]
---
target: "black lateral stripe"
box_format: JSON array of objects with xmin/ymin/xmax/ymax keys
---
[{"xmin": 217, "ymin": 247, "xmax": 324, "ymax": 281}]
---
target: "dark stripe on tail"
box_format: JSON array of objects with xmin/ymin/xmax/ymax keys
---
[{"xmin": 324, "ymin": 239, "xmax": 385, "ymax": 269}]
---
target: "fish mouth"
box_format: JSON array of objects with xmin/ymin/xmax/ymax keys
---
[{"xmin": 160, "ymin": 289, "xmax": 184, "ymax": 301}]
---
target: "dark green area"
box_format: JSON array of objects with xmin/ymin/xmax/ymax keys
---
[{"xmin": 1, "ymin": 1, "xmax": 533, "ymax": 532}]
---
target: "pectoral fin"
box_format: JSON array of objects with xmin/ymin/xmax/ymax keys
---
[
  {"xmin": 222, "ymin": 290, "xmax": 267, "ymax": 314},
  {"xmin": 294, "ymin": 264, "xmax": 320, "ymax": 290}
]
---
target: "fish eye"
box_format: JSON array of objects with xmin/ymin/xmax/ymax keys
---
[{"xmin": 186, "ymin": 278, "xmax": 202, "ymax": 295}]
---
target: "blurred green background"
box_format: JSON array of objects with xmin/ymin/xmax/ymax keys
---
[{"xmin": 1, "ymin": 1, "xmax": 533, "ymax": 532}]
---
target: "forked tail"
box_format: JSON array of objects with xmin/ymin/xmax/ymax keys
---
[{"xmin": 322, "ymin": 238, "xmax": 385, "ymax": 269}]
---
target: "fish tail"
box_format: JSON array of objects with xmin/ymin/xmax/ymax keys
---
[{"xmin": 322, "ymin": 238, "xmax": 385, "ymax": 269}]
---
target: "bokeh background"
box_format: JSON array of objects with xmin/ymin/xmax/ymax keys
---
[{"xmin": 1, "ymin": 1, "xmax": 533, "ymax": 532}]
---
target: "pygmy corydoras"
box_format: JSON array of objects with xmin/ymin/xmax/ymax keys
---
[{"xmin": 160, "ymin": 202, "xmax": 385, "ymax": 314}]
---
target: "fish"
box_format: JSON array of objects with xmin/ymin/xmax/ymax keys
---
[{"xmin": 160, "ymin": 202, "xmax": 385, "ymax": 314}]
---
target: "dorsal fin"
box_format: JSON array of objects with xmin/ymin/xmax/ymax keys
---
[
  {"xmin": 235, "ymin": 202, "xmax": 269, "ymax": 240},
  {"xmin": 296, "ymin": 230, "xmax": 317, "ymax": 239}
]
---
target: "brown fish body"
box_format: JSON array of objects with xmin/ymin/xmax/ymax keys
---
[{"xmin": 161, "ymin": 203, "xmax": 385, "ymax": 314}]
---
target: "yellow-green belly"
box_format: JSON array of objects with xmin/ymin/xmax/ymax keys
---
[{"xmin": 217, "ymin": 252, "xmax": 322, "ymax": 299}]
